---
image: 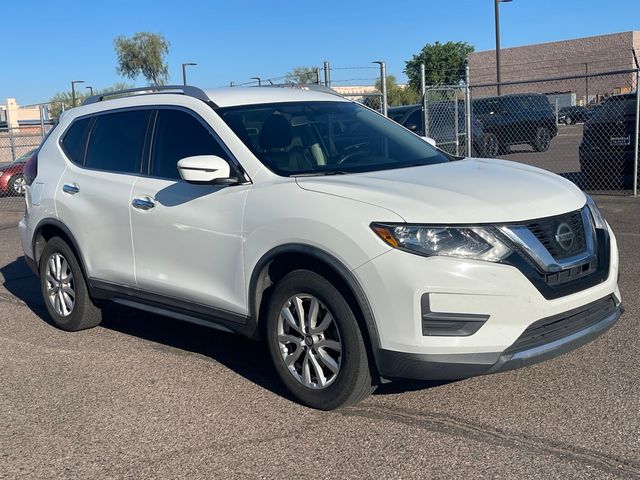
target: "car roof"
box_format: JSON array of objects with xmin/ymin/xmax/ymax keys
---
[
  {"xmin": 203, "ymin": 86, "xmax": 349, "ymax": 108},
  {"xmin": 80, "ymin": 85, "xmax": 351, "ymax": 111}
]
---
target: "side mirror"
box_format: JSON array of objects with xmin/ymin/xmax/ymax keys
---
[
  {"xmin": 421, "ymin": 136, "xmax": 437, "ymax": 146},
  {"xmin": 177, "ymin": 155, "xmax": 235, "ymax": 185}
]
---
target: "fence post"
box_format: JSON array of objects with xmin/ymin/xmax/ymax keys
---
[
  {"xmin": 454, "ymin": 90, "xmax": 460, "ymax": 156},
  {"xmin": 420, "ymin": 63, "xmax": 428, "ymax": 137},
  {"xmin": 39, "ymin": 105, "xmax": 46, "ymax": 140},
  {"xmin": 555, "ymin": 98, "xmax": 559, "ymax": 126},
  {"xmin": 323, "ymin": 61, "xmax": 331, "ymax": 88},
  {"xmin": 374, "ymin": 61, "xmax": 388, "ymax": 116},
  {"xmin": 8, "ymin": 126, "xmax": 16, "ymax": 162},
  {"xmin": 633, "ymin": 67, "xmax": 640, "ymax": 196},
  {"xmin": 465, "ymin": 64, "xmax": 472, "ymax": 156}
]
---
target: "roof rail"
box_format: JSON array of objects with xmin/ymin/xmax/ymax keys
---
[
  {"xmin": 256, "ymin": 82, "xmax": 344, "ymax": 98},
  {"xmin": 82, "ymin": 85, "xmax": 210, "ymax": 105}
]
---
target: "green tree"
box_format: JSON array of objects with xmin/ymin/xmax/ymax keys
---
[
  {"xmin": 48, "ymin": 83, "xmax": 134, "ymax": 119},
  {"xmin": 365, "ymin": 75, "xmax": 419, "ymax": 109},
  {"xmin": 114, "ymin": 32, "xmax": 170, "ymax": 86},
  {"xmin": 285, "ymin": 66, "xmax": 319, "ymax": 84},
  {"xmin": 404, "ymin": 41, "xmax": 474, "ymax": 91}
]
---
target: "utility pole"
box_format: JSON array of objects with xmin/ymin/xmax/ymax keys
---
[
  {"xmin": 494, "ymin": 0, "xmax": 512, "ymax": 96},
  {"xmin": 584, "ymin": 63, "xmax": 589, "ymax": 106}
]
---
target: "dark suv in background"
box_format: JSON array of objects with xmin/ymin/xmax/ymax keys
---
[
  {"xmin": 388, "ymin": 103, "xmax": 486, "ymax": 157},
  {"xmin": 559, "ymin": 105, "xmax": 591, "ymax": 125},
  {"xmin": 579, "ymin": 93, "xmax": 637, "ymax": 189},
  {"xmin": 472, "ymin": 93, "xmax": 558, "ymax": 157}
]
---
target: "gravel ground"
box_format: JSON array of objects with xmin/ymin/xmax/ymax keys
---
[{"xmin": 0, "ymin": 195, "xmax": 638, "ymax": 479}]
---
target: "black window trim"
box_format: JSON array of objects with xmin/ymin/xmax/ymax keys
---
[
  {"xmin": 57, "ymin": 104, "xmax": 250, "ymax": 184},
  {"xmin": 58, "ymin": 105, "xmax": 155, "ymax": 177},
  {"xmin": 145, "ymin": 105, "xmax": 249, "ymax": 184}
]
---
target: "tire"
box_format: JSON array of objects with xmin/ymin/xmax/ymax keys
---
[
  {"xmin": 564, "ymin": 116, "xmax": 573, "ymax": 125},
  {"xmin": 39, "ymin": 237, "xmax": 102, "ymax": 331},
  {"xmin": 266, "ymin": 270, "xmax": 376, "ymax": 410},
  {"xmin": 9, "ymin": 174, "xmax": 26, "ymax": 196},
  {"xmin": 480, "ymin": 133, "xmax": 500, "ymax": 158},
  {"xmin": 532, "ymin": 126, "xmax": 552, "ymax": 152}
]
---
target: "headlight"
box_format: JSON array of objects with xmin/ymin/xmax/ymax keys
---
[
  {"xmin": 584, "ymin": 194, "xmax": 607, "ymax": 230},
  {"xmin": 371, "ymin": 223, "xmax": 512, "ymax": 262}
]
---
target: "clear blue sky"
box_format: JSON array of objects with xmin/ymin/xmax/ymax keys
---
[{"xmin": 3, "ymin": 0, "xmax": 639, "ymax": 105}]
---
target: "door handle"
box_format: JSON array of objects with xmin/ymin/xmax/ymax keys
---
[
  {"xmin": 62, "ymin": 183, "xmax": 80, "ymax": 195},
  {"xmin": 132, "ymin": 197, "xmax": 156, "ymax": 210}
]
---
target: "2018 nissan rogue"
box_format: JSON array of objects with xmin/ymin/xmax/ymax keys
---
[{"xmin": 18, "ymin": 85, "xmax": 623, "ymax": 410}]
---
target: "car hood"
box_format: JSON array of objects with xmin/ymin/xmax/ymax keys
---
[
  {"xmin": 295, "ymin": 158, "xmax": 586, "ymax": 224},
  {"xmin": 0, "ymin": 162, "xmax": 23, "ymax": 173}
]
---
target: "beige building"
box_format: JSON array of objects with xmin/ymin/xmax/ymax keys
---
[
  {"xmin": 468, "ymin": 31, "xmax": 640, "ymax": 102},
  {"xmin": 1, "ymin": 98, "xmax": 48, "ymax": 131}
]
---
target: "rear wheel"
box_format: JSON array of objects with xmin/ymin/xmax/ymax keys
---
[
  {"xmin": 39, "ymin": 237, "xmax": 102, "ymax": 331},
  {"xmin": 532, "ymin": 126, "xmax": 552, "ymax": 152},
  {"xmin": 266, "ymin": 270, "xmax": 375, "ymax": 410},
  {"xmin": 480, "ymin": 133, "xmax": 500, "ymax": 158}
]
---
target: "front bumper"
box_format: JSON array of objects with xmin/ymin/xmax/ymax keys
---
[
  {"xmin": 354, "ymin": 225, "xmax": 621, "ymax": 381},
  {"xmin": 376, "ymin": 295, "xmax": 622, "ymax": 380}
]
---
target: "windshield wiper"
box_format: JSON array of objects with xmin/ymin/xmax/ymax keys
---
[{"xmin": 292, "ymin": 171, "xmax": 349, "ymax": 177}]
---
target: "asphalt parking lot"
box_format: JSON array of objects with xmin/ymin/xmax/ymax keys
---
[
  {"xmin": 0, "ymin": 195, "xmax": 639, "ymax": 479},
  {"xmin": 499, "ymin": 124, "xmax": 584, "ymax": 175}
]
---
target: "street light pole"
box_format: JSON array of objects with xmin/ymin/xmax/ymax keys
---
[
  {"xmin": 71, "ymin": 80, "xmax": 85, "ymax": 107},
  {"xmin": 251, "ymin": 77, "xmax": 262, "ymax": 86},
  {"xmin": 494, "ymin": 0, "xmax": 512, "ymax": 96},
  {"xmin": 182, "ymin": 63, "xmax": 197, "ymax": 86},
  {"xmin": 86, "ymin": 86, "xmax": 93, "ymax": 96}
]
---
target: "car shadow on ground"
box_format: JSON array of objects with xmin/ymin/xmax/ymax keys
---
[{"xmin": 1, "ymin": 255, "xmax": 451, "ymax": 402}]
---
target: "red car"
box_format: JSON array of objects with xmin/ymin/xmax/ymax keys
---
[{"xmin": 0, "ymin": 148, "xmax": 36, "ymax": 197}]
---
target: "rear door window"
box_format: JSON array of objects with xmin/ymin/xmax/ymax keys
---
[
  {"xmin": 149, "ymin": 109, "xmax": 229, "ymax": 180},
  {"xmin": 61, "ymin": 117, "xmax": 92, "ymax": 164},
  {"xmin": 84, "ymin": 109, "xmax": 151, "ymax": 174}
]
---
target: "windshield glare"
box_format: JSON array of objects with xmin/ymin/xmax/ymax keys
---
[{"xmin": 218, "ymin": 101, "xmax": 449, "ymax": 176}]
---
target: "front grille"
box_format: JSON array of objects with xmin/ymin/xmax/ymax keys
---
[
  {"xmin": 525, "ymin": 210, "xmax": 586, "ymax": 260},
  {"xmin": 504, "ymin": 295, "xmax": 616, "ymax": 356}
]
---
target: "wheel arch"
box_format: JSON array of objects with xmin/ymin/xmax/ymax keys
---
[
  {"xmin": 248, "ymin": 244, "xmax": 382, "ymax": 375},
  {"xmin": 32, "ymin": 218, "xmax": 90, "ymax": 285}
]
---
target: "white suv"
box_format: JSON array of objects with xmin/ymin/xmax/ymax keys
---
[{"xmin": 19, "ymin": 85, "xmax": 622, "ymax": 410}]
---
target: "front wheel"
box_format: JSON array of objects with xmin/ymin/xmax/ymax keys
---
[
  {"xmin": 266, "ymin": 270, "xmax": 376, "ymax": 410},
  {"xmin": 564, "ymin": 116, "xmax": 573, "ymax": 125}
]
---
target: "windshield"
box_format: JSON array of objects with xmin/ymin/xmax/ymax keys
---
[
  {"xmin": 590, "ymin": 95, "xmax": 636, "ymax": 121},
  {"xmin": 217, "ymin": 101, "xmax": 449, "ymax": 176}
]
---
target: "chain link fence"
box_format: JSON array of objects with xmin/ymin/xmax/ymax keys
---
[
  {"xmin": 0, "ymin": 124, "xmax": 50, "ymax": 210},
  {"xmin": 387, "ymin": 67, "xmax": 639, "ymax": 195},
  {"xmin": 468, "ymin": 69, "xmax": 639, "ymax": 194},
  {"xmin": 1, "ymin": 65, "xmax": 637, "ymax": 217}
]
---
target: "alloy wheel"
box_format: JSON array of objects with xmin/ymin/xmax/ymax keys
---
[
  {"xmin": 12, "ymin": 176, "xmax": 26, "ymax": 195},
  {"xmin": 277, "ymin": 294, "xmax": 342, "ymax": 389},
  {"xmin": 45, "ymin": 253, "xmax": 75, "ymax": 317}
]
